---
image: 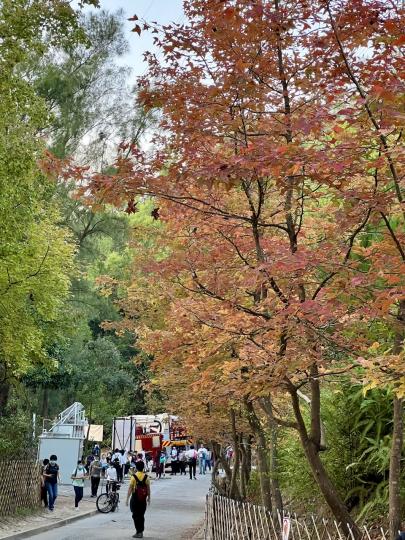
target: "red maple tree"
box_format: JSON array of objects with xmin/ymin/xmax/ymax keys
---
[{"xmin": 85, "ymin": 1, "xmax": 404, "ymax": 536}]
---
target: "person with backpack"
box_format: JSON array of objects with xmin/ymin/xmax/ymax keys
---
[
  {"xmin": 111, "ymin": 451, "xmax": 122, "ymax": 483},
  {"xmin": 92, "ymin": 443, "xmax": 100, "ymax": 457},
  {"xmin": 126, "ymin": 460, "xmax": 151, "ymax": 539},
  {"xmin": 186, "ymin": 445, "xmax": 197, "ymax": 480},
  {"xmin": 89, "ymin": 456, "xmax": 102, "ymax": 497},
  {"xmin": 43, "ymin": 454, "xmax": 60, "ymax": 511},
  {"xmin": 71, "ymin": 459, "xmax": 88, "ymax": 509}
]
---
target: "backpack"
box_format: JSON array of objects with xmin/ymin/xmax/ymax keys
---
[{"xmin": 133, "ymin": 474, "xmax": 148, "ymax": 503}]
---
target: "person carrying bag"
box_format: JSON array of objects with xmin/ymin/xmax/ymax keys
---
[{"xmin": 126, "ymin": 460, "xmax": 151, "ymax": 539}]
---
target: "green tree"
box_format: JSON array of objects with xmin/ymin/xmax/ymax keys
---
[{"xmin": 0, "ymin": 0, "xmax": 95, "ymax": 410}]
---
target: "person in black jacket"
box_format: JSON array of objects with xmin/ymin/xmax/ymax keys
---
[{"xmin": 43, "ymin": 454, "xmax": 59, "ymax": 511}]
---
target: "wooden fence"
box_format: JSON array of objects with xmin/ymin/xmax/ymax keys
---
[
  {"xmin": 0, "ymin": 461, "xmax": 41, "ymax": 516},
  {"xmin": 204, "ymin": 494, "xmax": 389, "ymax": 540}
]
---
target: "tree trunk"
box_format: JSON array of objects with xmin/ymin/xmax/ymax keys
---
[
  {"xmin": 41, "ymin": 387, "xmax": 49, "ymax": 418},
  {"xmin": 239, "ymin": 436, "xmax": 248, "ymax": 499},
  {"xmin": 245, "ymin": 399, "xmax": 273, "ymax": 511},
  {"xmin": 0, "ymin": 360, "xmax": 9, "ymax": 415},
  {"xmin": 261, "ymin": 398, "xmax": 284, "ymax": 515},
  {"xmin": 289, "ymin": 385, "xmax": 362, "ymax": 539},
  {"xmin": 0, "ymin": 380, "xmax": 10, "ymax": 415},
  {"xmin": 389, "ymin": 396, "xmax": 403, "ymax": 540},
  {"xmin": 389, "ymin": 298, "xmax": 405, "ymax": 540},
  {"xmin": 229, "ymin": 409, "xmax": 241, "ymax": 499}
]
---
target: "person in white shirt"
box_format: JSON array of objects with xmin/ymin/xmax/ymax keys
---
[
  {"xmin": 106, "ymin": 462, "xmax": 118, "ymax": 493},
  {"xmin": 198, "ymin": 445, "xmax": 207, "ymax": 475},
  {"xmin": 120, "ymin": 450, "xmax": 127, "ymax": 479},
  {"xmin": 170, "ymin": 447, "xmax": 178, "ymax": 476},
  {"xmin": 186, "ymin": 445, "xmax": 197, "ymax": 480}
]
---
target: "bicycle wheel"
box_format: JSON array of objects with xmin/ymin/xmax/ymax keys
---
[{"xmin": 96, "ymin": 493, "xmax": 113, "ymax": 513}]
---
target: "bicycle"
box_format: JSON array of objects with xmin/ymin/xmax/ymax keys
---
[{"xmin": 96, "ymin": 481, "xmax": 120, "ymax": 513}]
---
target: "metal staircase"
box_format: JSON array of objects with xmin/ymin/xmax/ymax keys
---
[{"xmin": 42, "ymin": 402, "xmax": 87, "ymax": 439}]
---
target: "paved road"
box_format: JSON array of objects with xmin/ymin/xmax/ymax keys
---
[{"xmin": 31, "ymin": 473, "xmax": 211, "ymax": 540}]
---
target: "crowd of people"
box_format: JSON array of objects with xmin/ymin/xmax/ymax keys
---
[
  {"xmin": 153, "ymin": 444, "xmax": 212, "ymax": 480},
  {"xmin": 39, "ymin": 442, "xmax": 214, "ymax": 538},
  {"xmin": 37, "ymin": 444, "xmax": 405, "ymax": 539}
]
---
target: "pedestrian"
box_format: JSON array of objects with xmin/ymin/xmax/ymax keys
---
[
  {"xmin": 119, "ymin": 449, "xmax": 127, "ymax": 482},
  {"xmin": 85, "ymin": 453, "xmax": 94, "ymax": 473},
  {"xmin": 43, "ymin": 454, "xmax": 59, "ymax": 511},
  {"xmin": 178, "ymin": 450, "xmax": 187, "ymax": 475},
  {"xmin": 206, "ymin": 448, "xmax": 212, "ymax": 471},
  {"xmin": 106, "ymin": 460, "xmax": 118, "ymax": 494},
  {"xmin": 92, "ymin": 443, "xmax": 100, "ymax": 457},
  {"xmin": 100, "ymin": 453, "xmax": 108, "ymax": 477},
  {"xmin": 126, "ymin": 460, "xmax": 151, "ymax": 539},
  {"xmin": 71, "ymin": 459, "xmax": 87, "ymax": 510},
  {"xmin": 40, "ymin": 458, "xmax": 49, "ymax": 508},
  {"xmin": 112, "ymin": 451, "xmax": 122, "ymax": 483},
  {"xmin": 198, "ymin": 444, "xmax": 207, "ymax": 475},
  {"xmin": 154, "ymin": 450, "xmax": 162, "ymax": 480},
  {"xmin": 89, "ymin": 455, "xmax": 102, "ymax": 497},
  {"xmin": 170, "ymin": 446, "xmax": 178, "ymax": 475},
  {"xmin": 396, "ymin": 533, "xmax": 405, "ymax": 540},
  {"xmin": 159, "ymin": 451, "xmax": 166, "ymax": 478},
  {"xmin": 225, "ymin": 445, "xmax": 233, "ymax": 464},
  {"xmin": 186, "ymin": 445, "xmax": 197, "ymax": 480},
  {"xmin": 145, "ymin": 452, "xmax": 153, "ymax": 472},
  {"xmin": 111, "ymin": 448, "xmax": 121, "ymax": 461},
  {"xmin": 124, "ymin": 453, "xmax": 132, "ymax": 477}
]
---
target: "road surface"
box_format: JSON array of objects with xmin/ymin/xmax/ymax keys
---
[{"xmin": 31, "ymin": 472, "xmax": 211, "ymax": 540}]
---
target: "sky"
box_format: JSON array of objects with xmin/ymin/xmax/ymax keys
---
[{"xmin": 90, "ymin": 0, "xmax": 185, "ymax": 79}]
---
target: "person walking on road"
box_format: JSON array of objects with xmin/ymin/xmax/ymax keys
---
[
  {"xmin": 111, "ymin": 448, "xmax": 123, "ymax": 483},
  {"xmin": 205, "ymin": 448, "xmax": 212, "ymax": 471},
  {"xmin": 178, "ymin": 450, "xmax": 187, "ymax": 475},
  {"xmin": 126, "ymin": 460, "xmax": 151, "ymax": 539},
  {"xmin": 186, "ymin": 445, "xmax": 197, "ymax": 480},
  {"xmin": 170, "ymin": 446, "xmax": 178, "ymax": 475},
  {"xmin": 198, "ymin": 444, "xmax": 207, "ymax": 475},
  {"xmin": 89, "ymin": 455, "xmax": 102, "ymax": 497},
  {"xmin": 71, "ymin": 459, "xmax": 87, "ymax": 509},
  {"xmin": 43, "ymin": 454, "xmax": 60, "ymax": 511},
  {"xmin": 159, "ymin": 451, "xmax": 166, "ymax": 478},
  {"xmin": 154, "ymin": 450, "xmax": 162, "ymax": 480}
]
